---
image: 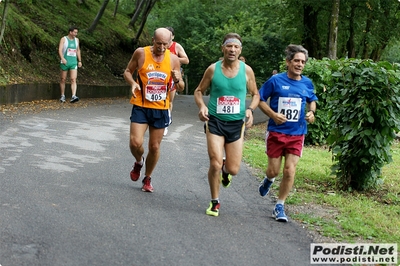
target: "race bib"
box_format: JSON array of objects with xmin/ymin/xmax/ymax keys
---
[
  {"xmin": 216, "ymin": 96, "xmax": 240, "ymax": 114},
  {"xmin": 67, "ymin": 48, "xmax": 77, "ymax": 57},
  {"xmin": 145, "ymin": 85, "xmax": 167, "ymax": 102},
  {"xmin": 278, "ymin": 97, "xmax": 301, "ymax": 122}
]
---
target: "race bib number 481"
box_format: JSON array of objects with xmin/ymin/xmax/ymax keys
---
[
  {"xmin": 278, "ymin": 97, "xmax": 301, "ymax": 122},
  {"xmin": 216, "ymin": 96, "xmax": 240, "ymax": 114}
]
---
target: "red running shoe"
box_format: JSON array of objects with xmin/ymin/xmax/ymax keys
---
[
  {"xmin": 130, "ymin": 157, "xmax": 144, "ymax": 181},
  {"xmin": 141, "ymin": 176, "xmax": 154, "ymax": 193}
]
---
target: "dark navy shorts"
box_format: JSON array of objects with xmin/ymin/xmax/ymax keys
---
[
  {"xmin": 204, "ymin": 115, "xmax": 245, "ymax": 143},
  {"xmin": 130, "ymin": 105, "xmax": 169, "ymax": 129}
]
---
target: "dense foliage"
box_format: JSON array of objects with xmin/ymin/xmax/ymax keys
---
[
  {"xmin": 294, "ymin": 57, "xmax": 400, "ymax": 191},
  {"xmin": 327, "ymin": 59, "xmax": 400, "ymax": 191},
  {"xmin": 147, "ymin": 0, "xmax": 400, "ymax": 91},
  {"xmin": 0, "ymin": 0, "xmax": 137, "ymax": 85},
  {"xmin": 302, "ymin": 58, "xmax": 333, "ymax": 146}
]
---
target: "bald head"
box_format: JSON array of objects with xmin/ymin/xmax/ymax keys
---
[
  {"xmin": 154, "ymin": 28, "xmax": 172, "ymax": 40},
  {"xmin": 152, "ymin": 28, "xmax": 172, "ymax": 55}
]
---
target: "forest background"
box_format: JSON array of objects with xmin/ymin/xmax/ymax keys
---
[{"xmin": 1, "ymin": 0, "xmax": 400, "ymax": 91}]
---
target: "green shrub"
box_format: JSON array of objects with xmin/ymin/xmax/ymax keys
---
[
  {"xmin": 327, "ymin": 59, "xmax": 400, "ymax": 191},
  {"xmin": 302, "ymin": 58, "xmax": 333, "ymax": 146}
]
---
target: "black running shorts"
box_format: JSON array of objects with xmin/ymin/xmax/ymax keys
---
[
  {"xmin": 204, "ymin": 115, "xmax": 245, "ymax": 143},
  {"xmin": 130, "ymin": 105, "xmax": 169, "ymax": 129}
]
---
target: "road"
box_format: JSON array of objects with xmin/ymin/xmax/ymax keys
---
[{"xmin": 0, "ymin": 95, "xmax": 320, "ymax": 266}]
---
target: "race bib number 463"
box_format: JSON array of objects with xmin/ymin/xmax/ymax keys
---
[
  {"xmin": 67, "ymin": 48, "xmax": 77, "ymax": 57},
  {"xmin": 278, "ymin": 97, "xmax": 301, "ymax": 122},
  {"xmin": 216, "ymin": 96, "xmax": 240, "ymax": 114}
]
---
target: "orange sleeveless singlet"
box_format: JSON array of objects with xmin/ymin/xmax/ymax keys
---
[{"xmin": 129, "ymin": 46, "xmax": 172, "ymax": 109}]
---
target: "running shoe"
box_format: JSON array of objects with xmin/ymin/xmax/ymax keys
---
[
  {"xmin": 60, "ymin": 95, "xmax": 66, "ymax": 103},
  {"xmin": 220, "ymin": 158, "xmax": 232, "ymax": 188},
  {"xmin": 141, "ymin": 176, "xmax": 154, "ymax": 192},
  {"xmin": 259, "ymin": 177, "xmax": 274, "ymax": 197},
  {"xmin": 273, "ymin": 204, "xmax": 288, "ymax": 222},
  {"xmin": 70, "ymin": 95, "xmax": 79, "ymax": 103},
  {"xmin": 206, "ymin": 200, "xmax": 220, "ymax": 217},
  {"xmin": 130, "ymin": 157, "xmax": 144, "ymax": 181}
]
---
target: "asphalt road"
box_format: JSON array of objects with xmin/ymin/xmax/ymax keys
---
[{"xmin": 1, "ymin": 95, "xmax": 320, "ymax": 266}]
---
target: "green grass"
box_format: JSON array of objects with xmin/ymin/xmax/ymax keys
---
[{"xmin": 243, "ymin": 123, "xmax": 400, "ymax": 245}]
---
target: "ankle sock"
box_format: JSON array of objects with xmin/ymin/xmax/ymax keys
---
[{"xmin": 222, "ymin": 165, "xmax": 228, "ymax": 174}]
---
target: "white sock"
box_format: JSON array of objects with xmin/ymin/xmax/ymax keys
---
[
  {"xmin": 266, "ymin": 176, "xmax": 276, "ymax": 182},
  {"xmin": 276, "ymin": 200, "xmax": 285, "ymax": 205},
  {"xmin": 222, "ymin": 165, "xmax": 228, "ymax": 174}
]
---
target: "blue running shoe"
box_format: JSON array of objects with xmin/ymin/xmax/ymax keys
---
[
  {"xmin": 272, "ymin": 204, "xmax": 288, "ymax": 222},
  {"xmin": 259, "ymin": 177, "xmax": 273, "ymax": 197}
]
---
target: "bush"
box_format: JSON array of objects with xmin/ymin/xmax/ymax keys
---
[
  {"xmin": 327, "ymin": 59, "xmax": 400, "ymax": 191},
  {"xmin": 302, "ymin": 58, "xmax": 333, "ymax": 146}
]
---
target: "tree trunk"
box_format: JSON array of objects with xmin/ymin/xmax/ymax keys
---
[
  {"xmin": 113, "ymin": 0, "xmax": 119, "ymax": 18},
  {"xmin": 302, "ymin": 5, "xmax": 320, "ymax": 58},
  {"xmin": 328, "ymin": 0, "xmax": 340, "ymax": 59},
  {"xmin": 87, "ymin": 0, "xmax": 110, "ymax": 34},
  {"xmin": 128, "ymin": 0, "xmax": 146, "ymax": 27},
  {"xmin": 0, "ymin": 0, "xmax": 9, "ymax": 46},
  {"xmin": 361, "ymin": 11, "xmax": 373, "ymax": 59},
  {"xmin": 133, "ymin": 0, "xmax": 157, "ymax": 43},
  {"xmin": 346, "ymin": 4, "xmax": 356, "ymax": 58}
]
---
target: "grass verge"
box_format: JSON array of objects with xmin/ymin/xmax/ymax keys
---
[{"xmin": 243, "ymin": 123, "xmax": 400, "ymax": 246}]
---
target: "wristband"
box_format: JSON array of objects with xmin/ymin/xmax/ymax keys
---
[
  {"xmin": 309, "ymin": 110, "xmax": 315, "ymax": 115},
  {"xmin": 247, "ymin": 107, "xmax": 254, "ymax": 114}
]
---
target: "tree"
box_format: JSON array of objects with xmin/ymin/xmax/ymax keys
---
[
  {"xmin": 302, "ymin": 4, "xmax": 322, "ymax": 58},
  {"xmin": 0, "ymin": 0, "xmax": 9, "ymax": 46},
  {"xmin": 128, "ymin": 0, "xmax": 157, "ymax": 46},
  {"xmin": 327, "ymin": 59, "xmax": 400, "ymax": 191},
  {"xmin": 87, "ymin": 0, "xmax": 110, "ymax": 34},
  {"xmin": 328, "ymin": 0, "xmax": 340, "ymax": 59},
  {"xmin": 113, "ymin": 0, "xmax": 119, "ymax": 17},
  {"xmin": 345, "ymin": 2, "xmax": 357, "ymax": 58}
]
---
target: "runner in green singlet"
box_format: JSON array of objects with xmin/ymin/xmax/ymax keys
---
[{"xmin": 58, "ymin": 26, "xmax": 82, "ymax": 103}]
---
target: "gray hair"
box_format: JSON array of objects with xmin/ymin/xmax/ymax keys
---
[{"xmin": 285, "ymin": 44, "xmax": 309, "ymax": 62}]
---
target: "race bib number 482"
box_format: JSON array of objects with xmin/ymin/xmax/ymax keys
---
[
  {"xmin": 216, "ymin": 96, "xmax": 240, "ymax": 114},
  {"xmin": 278, "ymin": 97, "xmax": 301, "ymax": 122}
]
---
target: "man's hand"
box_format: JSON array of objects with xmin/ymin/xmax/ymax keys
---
[
  {"xmin": 305, "ymin": 111, "xmax": 315, "ymax": 123},
  {"xmin": 272, "ymin": 112, "xmax": 287, "ymax": 125},
  {"xmin": 131, "ymin": 83, "xmax": 141, "ymax": 98},
  {"xmin": 171, "ymin": 69, "xmax": 181, "ymax": 82},
  {"xmin": 245, "ymin": 109, "xmax": 254, "ymax": 128},
  {"xmin": 198, "ymin": 106, "xmax": 209, "ymax": 122}
]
